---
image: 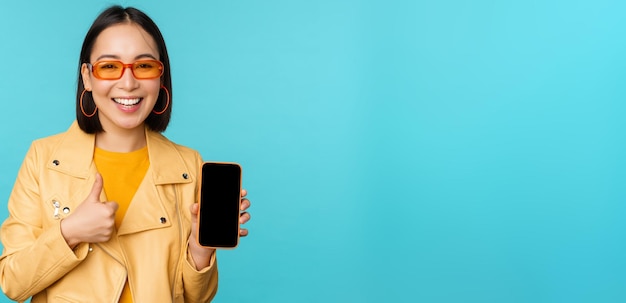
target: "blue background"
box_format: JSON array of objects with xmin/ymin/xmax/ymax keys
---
[{"xmin": 1, "ymin": 0, "xmax": 625, "ymax": 302}]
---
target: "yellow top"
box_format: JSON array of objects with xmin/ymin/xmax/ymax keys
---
[{"xmin": 94, "ymin": 146, "xmax": 150, "ymax": 303}]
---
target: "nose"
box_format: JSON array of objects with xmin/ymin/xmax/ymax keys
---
[{"xmin": 118, "ymin": 66, "xmax": 139, "ymax": 90}]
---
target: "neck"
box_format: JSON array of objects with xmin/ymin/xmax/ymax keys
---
[{"xmin": 95, "ymin": 126, "xmax": 147, "ymax": 153}]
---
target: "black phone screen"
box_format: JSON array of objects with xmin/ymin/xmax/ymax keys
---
[{"xmin": 198, "ymin": 162, "xmax": 242, "ymax": 248}]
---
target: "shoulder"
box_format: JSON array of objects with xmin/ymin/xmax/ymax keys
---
[
  {"xmin": 147, "ymin": 131, "xmax": 203, "ymax": 175},
  {"xmin": 28, "ymin": 124, "xmax": 77, "ymax": 157},
  {"xmin": 31, "ymin": 131, "xmax": 66, "ymax": 148},
  {"xmin": 148, "ymin": 132, "xmax": 201, "ymax": 158},
  {"xmin": 171, "ymin": 139, "xmax": 203, "ymax": 165},
  {"xmin": 16, "ymin": 123, "xmax": 81, "ymax": 177}
]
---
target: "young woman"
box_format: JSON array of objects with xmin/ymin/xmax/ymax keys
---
[{"xmin": 0, "ymin": 6, "xmax": 250, "ymax": 302}]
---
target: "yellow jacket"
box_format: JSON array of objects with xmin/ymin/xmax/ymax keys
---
[{"xmin": 0, "ymin": 122, "xmax": 218, "ymax": 302}]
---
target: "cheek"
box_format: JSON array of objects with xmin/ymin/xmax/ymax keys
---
[
  {"xmin": 91, "ymin": 83, "xmax": 115, "ymax": 101},
  {"xmin": 148, "ymin": 82, "xmax": 161, "ymax": 94},
  {"xmin": 145, "ymin": 82, "xmax": 162, "ymax": 103},
  {"xmin": 90, "ymin": 81, "xmax": 161, "ymax": 103}
]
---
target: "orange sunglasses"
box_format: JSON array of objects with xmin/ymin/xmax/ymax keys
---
[{"xmin": 88, "ymin": 60, "xmax": 164, "ymax": 80}]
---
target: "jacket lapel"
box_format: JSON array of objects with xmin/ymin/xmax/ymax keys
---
[
  {"xmin": 47, "ymin": 121, "xmax": 96, "ymax": 180},
  {"xmin": 117, "ymin": 127, "xmax": 193, "ymax": 236},
  {"xmin": 145, "ymin": 129, "xmax": 195, "ymax": 186}
]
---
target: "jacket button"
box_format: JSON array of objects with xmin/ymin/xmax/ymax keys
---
[
  {"xmin": 88, "ymin": 246, "xmax": 93, "ymax": 252},
  {"xmin": 63, "ymin": 207, "xmax": 70, "ymax": 214},
  {"xmin": 160, "ymin": 217, "xmax": 167, "ymax": 224},
  {"xmin": 52, "ymin": 160, "xmax": 60, "ymax": 166},
  {"xmin": 182, "ymin": 173, "xmax": 189, "ymax": 179}
]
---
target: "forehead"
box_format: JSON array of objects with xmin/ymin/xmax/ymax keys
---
[{"xmin": 91, "ymin": 23, "xmax": 159, "ymax": 61}]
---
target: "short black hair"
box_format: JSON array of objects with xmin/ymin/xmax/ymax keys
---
[{"xmin": 76, "ymin": 5, "xmax": 172, "ymax": 133}]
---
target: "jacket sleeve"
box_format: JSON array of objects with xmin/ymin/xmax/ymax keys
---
[
  {"xmin": 182, "ymin": 241, "xmax": 218, "ymax": 302},
  {"xmin": 180, "ymin": 151, "xmax": 218, "ymax": 303},
  {"xmin": 0, "ymin": 142, "xmax": 89, "ymax": 301}
]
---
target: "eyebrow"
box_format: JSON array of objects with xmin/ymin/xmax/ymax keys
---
[{"xmin": 94, "ymin": 53, "xmax": 158, "ymax": 62}]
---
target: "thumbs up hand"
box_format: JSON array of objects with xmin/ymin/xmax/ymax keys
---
[{"xmin": 60, "ymin": 173, "xmax": 119, "ymax": 249}]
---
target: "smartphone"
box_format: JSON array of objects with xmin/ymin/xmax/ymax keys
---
[{"xmin": 197, "ymin": 162, "xmax": 242, "ymax": 248}]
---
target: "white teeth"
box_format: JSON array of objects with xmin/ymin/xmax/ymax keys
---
[{"xmin": 113, "ymin": 98, "xmax": 141, "ymax": 106}]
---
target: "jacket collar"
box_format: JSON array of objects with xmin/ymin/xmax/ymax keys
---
[{"xmin": 48, "ymin": 121, "xmax": 192, "ymax": 185}]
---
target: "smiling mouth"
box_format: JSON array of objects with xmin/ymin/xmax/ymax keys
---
[{"xmin": 112, "ymin": 98, "xmax": 143, "ymax": 106}]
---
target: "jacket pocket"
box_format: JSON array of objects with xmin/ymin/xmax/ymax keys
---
[{"xmin": 44, "ymin": 195, "xmax": 75, "ymax": 223}]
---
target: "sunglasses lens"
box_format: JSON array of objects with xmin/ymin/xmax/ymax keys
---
[
  {"xmin": 91, "ymin": 60, "xmax": 163, "ymax": 80},
  {"xmin": 133, "ymin": 60, "xmax": 163, "ymax": 79},
  {"xmin": 93, "ymin": 61, "xmax": 124, "ymax": 79}
]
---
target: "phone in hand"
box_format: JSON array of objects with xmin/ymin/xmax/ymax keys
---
[{"xmin": 197, "ymin": 162, "xmax": 242, "ymax": 248}]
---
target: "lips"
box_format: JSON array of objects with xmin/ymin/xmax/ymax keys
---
[{"xmin": 112, "ymin": 98, "xmax": 142, "ymax": 106}]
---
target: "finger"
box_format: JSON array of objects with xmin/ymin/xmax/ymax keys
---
[
  {"xmin": 239, "ymin": 212, "xmax": 251, "ymax": 224},
  {"xmin": 87, "ymin": 173, "xmax": 104, "ymax": 202},
  {"xmin": 189, "ymin": 203, "xmax": 199, "ymax": 225},
  {"xmin": 240, "ymin": 189, "xmax": 247, "ymax": 198},
  {"xmin": 190, "ymin": 203, "xmax": 199, "ymax": 216},
  {"xmin": 240, "ymin": 198, "xmax": 250, "ymax": 211},
  {"xmin": 239, "ymin": 228, "xmax": 248, "ymax": 237}
]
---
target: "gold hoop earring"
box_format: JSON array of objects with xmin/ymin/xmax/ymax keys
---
[
  {"xmin": 80, "ymin": 89, "xmax": 97, "ymax": 117},
  {"xmin": 153, "ymin": 85, "xmax": 170, "ymax": 115}
]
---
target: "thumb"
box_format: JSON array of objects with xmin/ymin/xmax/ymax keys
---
[{"xmin": 87, "ymin": 173, "xmax": 104, "ymax": 202}]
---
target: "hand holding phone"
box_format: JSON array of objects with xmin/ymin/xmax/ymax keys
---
[{"xmin": 197, "ymin": 162, "xmax": 242, "ymax": 248}]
